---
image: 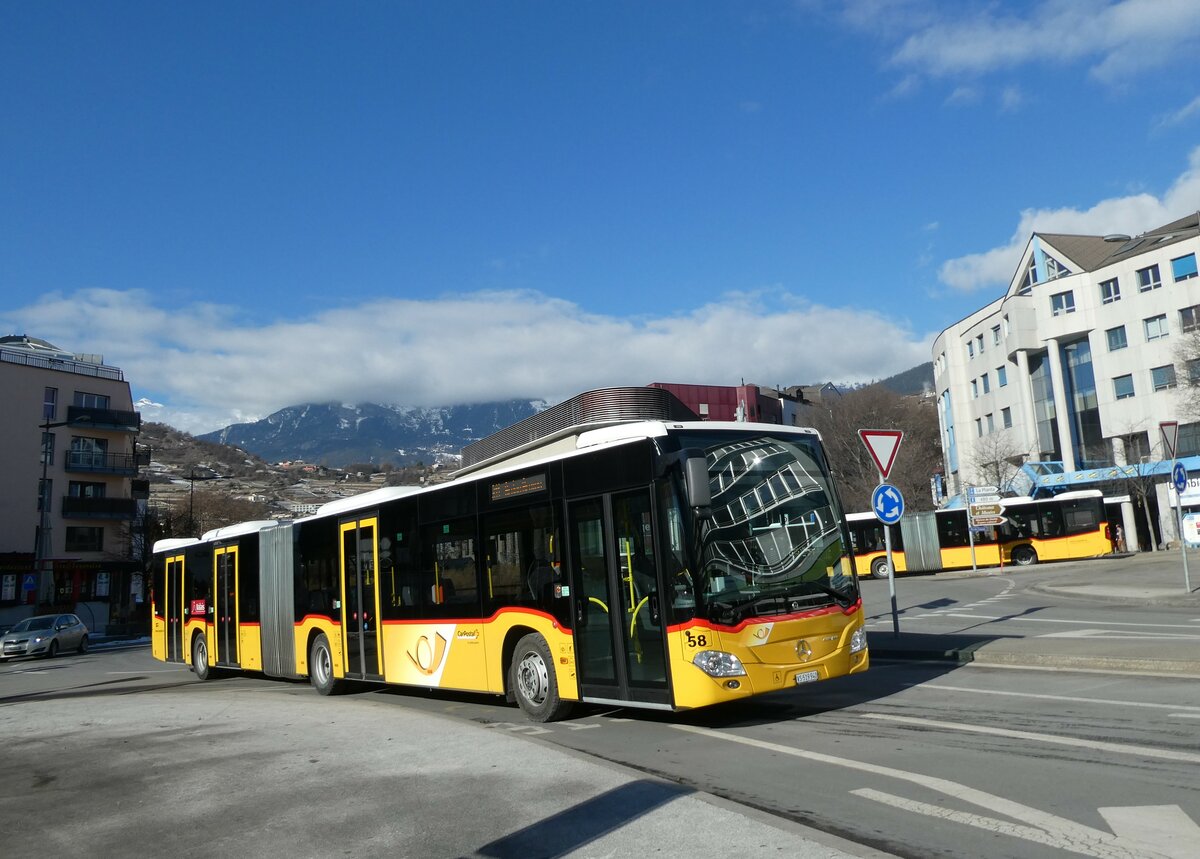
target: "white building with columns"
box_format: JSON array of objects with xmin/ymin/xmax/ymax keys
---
[{"xmin": 932, "ymin": 212, "xmax": 1200, "ymax": 549}]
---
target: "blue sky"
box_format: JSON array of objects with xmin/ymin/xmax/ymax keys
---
[{"xmin": 3, "ymin": 1, "xmax": 1199, "ymax": 433}]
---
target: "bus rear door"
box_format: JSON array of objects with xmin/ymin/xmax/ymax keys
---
[
  {"xmin": 213, "ymin": 545, "xmax": 240, "ymax": 668},
  {"xmin": 340, "ymin": 517, "xmax": 383, "ymax": 680}
]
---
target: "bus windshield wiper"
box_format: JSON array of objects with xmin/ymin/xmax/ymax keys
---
[{"xmin": 798, "ymin": 580, "xmax": 855, "ymax": 609}]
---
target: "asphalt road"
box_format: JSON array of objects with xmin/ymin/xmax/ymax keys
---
[{"xmin": 3, "ymin": 562, "xmax": 1199, "ymax": 858}]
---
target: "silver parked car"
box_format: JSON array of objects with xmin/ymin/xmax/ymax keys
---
[{"xmin": 0, "ymin": 613, "xmax": 89, "ymax": 661}]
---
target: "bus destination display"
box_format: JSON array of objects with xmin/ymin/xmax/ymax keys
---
[{"xmin": 490, "ymin": 473, "xmax": 547, "ymax": 501}]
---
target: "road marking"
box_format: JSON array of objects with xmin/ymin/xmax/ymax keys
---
[
  {"xmin": 1099, "ymin": 805, "xmax": 1200, "ymax": 859},
  {"xmin": 481, "ymin": 721, "xmax": 550, "ymax": 736},
  {"xmin": 1037, "ymin": 628, "xmax": 1200, "ymax": 641},
  {"xmin": 859, "ymin": 713, "xmax": 1200, "ymax": 764},
  {"xmin": 915, "ymin": 682, "xmax": 1200, "ymax": 716},
  {"xmin": 894, "ymin": 613, "xmax": 1200, "ymax": 630},
  {"xmin": 671, "ymin": 724, "xmax": 1173, "ymax": 859}
]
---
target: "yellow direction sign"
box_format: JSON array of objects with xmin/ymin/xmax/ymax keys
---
[{"xmin": 970, "ymin": 503, "xmax": 1003, "ymax": 517}]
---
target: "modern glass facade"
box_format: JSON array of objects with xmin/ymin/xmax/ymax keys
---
[
  {"xmin": 1059, "ymin": 337, "xmax": 1105, "ymax": 467},
  {"xmin": 1028, "ymin": 352, "xmax": 1060, "ymax": 461}
]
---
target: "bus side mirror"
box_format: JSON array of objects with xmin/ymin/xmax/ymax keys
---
[{"xmin": 685, "ymin": 457, "xmax": 711, "ymax": 510}]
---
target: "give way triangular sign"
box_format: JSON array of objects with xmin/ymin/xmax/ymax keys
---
[{"xmin": 859, "ymin": 429, "xmax": 904, "ymax": 480}]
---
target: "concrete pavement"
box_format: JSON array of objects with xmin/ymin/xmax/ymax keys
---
[{"xmin": 867, "ymin": 548, "xmax": 1200, "ymax": 676}]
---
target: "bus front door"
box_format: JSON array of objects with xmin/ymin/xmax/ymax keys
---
[
  {"xmin": 165, "ymin": 555, "xmax": 185, "ymax": 662},
  {"xmin": 213, "ymin": 546, "xmax": 239, "ymax": 667},
  {"xmin": 568, "ymin": 491, "xmax": 670, "ymax": 708},
  {"xmin": 340, "ymin": 517, "xmax": 383, "ymax": 680}
]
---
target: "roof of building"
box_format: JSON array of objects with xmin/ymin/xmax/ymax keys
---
[{"xmin": 1036, "ymin": 211, "xmax": 1200, "ymax": 273}]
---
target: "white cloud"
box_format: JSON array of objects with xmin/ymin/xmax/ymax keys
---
[
  {"xmin": 2, "ymin": 289, "xmax": 934, "ymax": 434},
  {"xmin": 939, "ymin": 145, "xmax": 1200, "ymax": 292},
  {"xmin": 1156, "ymin": 93, "xmax": 1200, "ymax": 130},
  {"xmin": 852, "ymin": 0, "xmax": 1200, "ymax": 86}
]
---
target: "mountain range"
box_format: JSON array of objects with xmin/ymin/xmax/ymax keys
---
[
  {"xmin": 197, "ymin": 365, "xmax": 934, "ymax": 468},
  {"xmin": 199, "ymin": 400, "xmax": 543, "ymax": 467}
]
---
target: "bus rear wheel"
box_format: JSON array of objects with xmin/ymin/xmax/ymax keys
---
[
  {"xmin": 870, "ymin": 557, "xmax": 892, "ymax": 579},
  {"xmin": 309, "ymin": 633, "xmax": 343, "ymax": 696},
  {"xmin": 1011, "ymin": 545, "xmax": 1038, "ymax": 566},
  {"xmin": 192, "ymin": 634, "xmax": 212, "ymax": 681},
  {"xmin": 511, "ymin": 633, "xmax": 572, "ymax": 723}
]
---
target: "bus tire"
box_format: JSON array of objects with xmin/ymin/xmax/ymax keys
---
[
  {"xmin": 192, "ymin": 634, "xmax": 213, "ymax": 681},
  {"xmin": 309, "ymin": 633, "xmax": 343, "ymax": 696},
  {"xmin": 1011, "ymin": 545, "xmax": 1038, "ymax": 566},
  {"xmin": 510, "ymin": 633, "xmax": 572, "ymax": 723},
  {"xmin": 870, "ymin": 557, "xmax": 891, "ymax": 579}
]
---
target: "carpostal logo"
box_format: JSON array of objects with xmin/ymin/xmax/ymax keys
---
[{"xmin": 407, "ymin": 632, "xmax": 449, "ymax": 676}]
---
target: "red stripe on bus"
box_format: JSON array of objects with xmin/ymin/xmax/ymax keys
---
[{"xmin": 666, "ymin": 598, "xmax": 861, "ymax": 634}]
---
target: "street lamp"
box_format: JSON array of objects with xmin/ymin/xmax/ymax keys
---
[{"xmin": 187, "ymin": 468, "xmax": 229, "ymax": 534}]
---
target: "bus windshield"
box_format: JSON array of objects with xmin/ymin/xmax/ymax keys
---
[{"xmin": 665, "ymin": 430, "xmax": 858, "ymax": 625}]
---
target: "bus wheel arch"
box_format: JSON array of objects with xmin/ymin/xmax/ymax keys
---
[
  {"xmin": 509, "ymin": 632, "xmax": 572, "ymax": 723},
  {"xmin": 1011, "ymin": 544, "xmax": 1038, "ymax": 566},
  {"xmin": 309, "ymin": 631, "xmax": 343, "ymax": 696},
  {"xmin": 870, "ymin": 557, "xmax": 891, "ymax": 579}
]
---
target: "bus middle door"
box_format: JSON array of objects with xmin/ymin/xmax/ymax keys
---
[
  {"xmin": 165, "ymin": 554, "xmax": 185, "ymax": 662},
  {"xmin": 340, "ymin": 517, "xmax": 383, "ymax": 680}
]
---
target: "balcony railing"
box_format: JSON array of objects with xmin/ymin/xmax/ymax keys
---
[
  {"xmin": 65, "ymin": 449, "xmax": 151, "ymax": 475},
  {"xmin": 66, "ymin": 405, "xmax": 141, "ymax": 432},
  {"xmin": 61, "ymin": 496, "xmax": 139, "ymax": 520}
]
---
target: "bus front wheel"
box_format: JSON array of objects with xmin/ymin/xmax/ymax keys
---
[
  {"xmin": 510, "ymin": 633, "xmax": 572, "ymax": 723},
  {"xmin": 309, "ymin": 633, "xmax": 343, "ymax": 696},
  {"xmin": 870, "ymin": 557, "xmax": 892, "ymax": 579},
  {"xmin": 1011, "ymin": 545, "xmax": 1038, "ymax": 566}
]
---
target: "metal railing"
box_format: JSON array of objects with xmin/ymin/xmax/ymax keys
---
[
  {"xmin": 65, "ymin": 449, "xmax": 151, "ymax": 475},
  {"xmin": 66, "ymin": 405, "xmax": 141, "ymax": 432},
  {"xmin": 61, "ymin": 496, "xmax": 139, "ymax": 520}
]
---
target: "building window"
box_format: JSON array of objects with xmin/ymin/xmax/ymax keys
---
[
  {"xmin": 698, "ymin": 403, "xmax": 709, "ymax": 417},
  {"xmin": 975, "ymin": 418, "xmax": 983, "ymax": 437},
  {"xmin": 1181, "ymin": 305, "xmax": 1200, "ymax": 332},
  {"xmin": 1113, "ymin": 375, "xmax": 1135, "ymax": 400},
  {"xmin": 991, "ymin": 325, "xmax": 1001, "ymax": 345},
  {"xmin": 976, "ymin": 334, "xmax": 984, "ymax": 353},
  {"xmin": 73, "ymin": 392, "xmax": 111, "ymax": 410},
  {"xmin": 1051, "ymin": 290, "xmax": 1075, "ymax": 316},
  {"xmin": 981, "ymin": 373, "xmax": 991, "ymax": 394},
  {"xmin": 996, "ymin": 365, "xmax": 1008, "ymax": 387},
  {"xmin": 1003, "ymin": 315, "xmax": 1010, "ymax": 337},
  {"xmin": 1045, "ymin": 254, "xmax": 1071, "ymax": 279},
  {"xmin": 1172, "ymin": 253, "xmax": 1198, "ymax": 282},
  {"xmin": 40, "ymin": 432, "xmax": 55, "ymax": 467},
  {"xmin": 43, "ymin": 387, "xmax": 57, "ymax": 421},
  {"xmin": 37, "ymin": 478, "xmax": 51, "ymax": 513},
  {"xmin": 1106, "ymin": 325, "xmax": 1127, "ymax": 351},
  {"xmin": 986, "ymin": 413, "xmax": 995, "ymax": 433},
  {"xmin": 971, "ymin": 379, "xmax": 979, "ymax": 398},
  {"xmin": 1144, "ymin": 314, "xmax": 1169, "ymax": 341},
  {"xmin": 1189, "ymin": 359, "xmax": 1200, "ymax": 385},
  {"xmin": 65, "ymin": 526, "xmax": 104, "ymax": 553},
  {"xmin": 1152, "ymin": 364, "xmax": 1177, "ymax": 392},
  {"xmin": 1001, "ymin": 407, "xmax": 1012, "ymax": 428},
  {"xmin": 967, "ymin": 341, "xmax": 975, "ymax": 359},
  {"xmin": 1137, "ymin": 264, "xmax": 1162, "ymax": 292},
  {"xmin": 1099, "ymin": 278, "xmax": 1120, "ymax": 304}
]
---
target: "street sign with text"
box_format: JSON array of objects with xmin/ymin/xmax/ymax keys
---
[
  {"xmin": 970, "ymin": 503, "xmax": 1003, "ymax": 517},
  {"xmin": 970, "ymin": 515, "xmax": 1007, "ymax": 526}
]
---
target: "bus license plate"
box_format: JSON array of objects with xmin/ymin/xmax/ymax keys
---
[{"xmin": 794, "ymin": 670, "xmax": 819, "ymax": 685}]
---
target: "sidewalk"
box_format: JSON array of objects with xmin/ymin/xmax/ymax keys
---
[{"xmin": 868, "ymin": 549, "xmax": 1200, "ymax": 676}]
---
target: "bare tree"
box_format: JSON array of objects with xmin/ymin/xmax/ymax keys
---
[
  {"xmin": 807, "ymin": 385, "xmax": 942, "ymax": 513},
  {"xmin": 966, "ymin": 427, "xmax": 1031, "ymax": 493},
  {"xmin": 1173, "ymin": 326, "xmax": 1200, "ymax": 419}
]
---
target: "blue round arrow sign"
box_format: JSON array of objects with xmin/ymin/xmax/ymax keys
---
[
  {"xmin": 871, "ymin": 483, "xmax": 905, "ymax": 525},
  {"xmin": 1173, "ymin": 461, "xmax": 1188, "ymax": 493}
]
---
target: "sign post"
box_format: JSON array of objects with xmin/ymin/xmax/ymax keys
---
[
  {"xmin": 860, "ymin": 429, "xmax": 904, "ymax": 637},
  {"xmin": 1173, "ymin": 459, "xmax": 1192, "ymax": 592}
]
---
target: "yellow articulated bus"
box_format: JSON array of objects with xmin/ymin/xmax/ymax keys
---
[
  {"xmin": 151, "ymin": 413, "xmax": 868, "ymax": 721},
  {"xmin": 847, "ymin": 489, "xmax": 1112, "ymax": 579}
]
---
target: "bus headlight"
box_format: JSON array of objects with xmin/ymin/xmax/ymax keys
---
[
  {"xmin": 693, "ymin": 650, "xmax": 746, "ymax": 678},
  {"xmin": 849, "ymin": 626, "xmax": 867, "ymax": 654}
]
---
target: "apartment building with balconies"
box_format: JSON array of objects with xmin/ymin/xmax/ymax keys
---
[{"xmin": 0, "ymin": 335, "xmax": 147, "ymax": 629}]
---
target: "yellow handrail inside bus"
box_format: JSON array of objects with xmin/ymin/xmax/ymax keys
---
[{"xmin": 588, "ymin": 596, "xmax": 608, "ymax": 613}]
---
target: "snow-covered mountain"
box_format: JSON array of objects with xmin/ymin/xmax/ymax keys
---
[{"xmin": 199, "ymin": 400, "xmax": 544, "ymax": 467}]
